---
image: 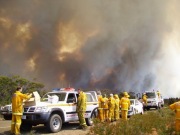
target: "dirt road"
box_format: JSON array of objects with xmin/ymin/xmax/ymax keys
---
[{"xmin": 0, "ymin": 120, "xmax": 90, "ymax": 135}]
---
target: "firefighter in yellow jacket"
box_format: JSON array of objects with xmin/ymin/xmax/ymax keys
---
[
  {"xmin": 97, "ymin": 91, "xmax": 105, "ymax": 122},
  {"xmin": 76, "ymin": 89, "xmax": 87, "ymax": 130},
  {"xmin": 120, "ymin": 92, "xmax": 130, "ymax": 120},
  {"xmin": 114, "ymin": 94, "xmax": 120, "ymax": 121},
  {"xmin": 108, "ymin": 94, "xmax": 115, "ymax": 122},
  {"xmin": 102, "ymin": 94, "xmax": 109, "ymax": 122},
  {"xmin": 11, "ymin": 86, "xmax": 32, "ymax": 135},
  {"xmin": 169, "ymin": 100, "xmax": 180, "ymax": 133},
  {"xmin": 142, "ymin": 93, "xmax": 148, "ymax": 106}
]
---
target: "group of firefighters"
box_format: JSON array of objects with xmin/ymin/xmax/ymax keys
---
[
  {"xmin": 97, "ymin": 91, "xmax": 131, "ymax": 122},
  {"xmin": 10, "ymin": 86, "xmax": 180, "ymax": 135}
]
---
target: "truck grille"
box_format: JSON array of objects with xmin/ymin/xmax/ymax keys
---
[{"xmin": 24, "ymin": 107, "xmax": 35, "ymax": 112}]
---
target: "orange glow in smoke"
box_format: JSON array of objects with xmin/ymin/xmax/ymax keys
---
[
  {"xmin": 26, "ymin": 56, "xmax": 37, "ymax": 71},
  {"xmin": 15, "ymin": 22, "xmax": 32, "ymax": 52},
  {"xmin": 57, "ymin": 22, "xmax": 99, "ymax": 61},
  {"xmin": 0, "ymin": 17, "xmax": 12, "ymax": 29}
]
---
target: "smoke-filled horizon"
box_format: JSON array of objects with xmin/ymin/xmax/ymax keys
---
[{"xmin": 0, "ymin": 0, "xmax": 180, "ymax": 97}]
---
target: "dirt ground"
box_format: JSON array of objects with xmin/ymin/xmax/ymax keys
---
[{"xmin": 0, "ymin": 120, "xmax": 90, "ymax": 135}]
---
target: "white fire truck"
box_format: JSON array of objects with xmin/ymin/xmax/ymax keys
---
[
  {"xmin": 20, "ymin": 88, "xmax": 99, "ymax": 133},
  {"xmin": 143, "ymin": 90, "xmax": 164, "ymax": 110}
]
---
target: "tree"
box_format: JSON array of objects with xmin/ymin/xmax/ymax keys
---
[{"xmin": 0, "ymin": 75, "xmax": 45, "ymax": 105}]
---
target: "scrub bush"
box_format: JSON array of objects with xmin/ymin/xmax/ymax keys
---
[{"xmin": 88, "ymin": 108, "xmax": 175, "ymax": 135}]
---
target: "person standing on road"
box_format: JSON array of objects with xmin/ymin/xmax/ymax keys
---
[
  {"xmin": 114, "ymin": 94, "xmax": 120, "ymax": 121},
  {"xmin": 157, "ymin": 90, "xmax": 160, "ymax": 97},
  {"xmin": 142, "ymin": 93, "xmax": 148, "ymax": 106},
  {"xmin": 76, "ymin": 89, "xmax": 87, "ymax": 130},
  {"xmin": 120, "ymin": 92, "xmax": 130, "ymax": 120},
  {"xmin": 11, "ymin": 86, "xmax": 32, "ymax": 135},
  {"xmin": 169, "ymin": 100, "xmax": 180, "ymax": 134}
]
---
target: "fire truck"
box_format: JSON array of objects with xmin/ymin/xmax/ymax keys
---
[
  {"xmin": 20, "ymin": 88, "xmax": 99, "ymax": 133},
  {"xmin": 143, "ymin": 90, "xmax": 164, "ymax": 110}
]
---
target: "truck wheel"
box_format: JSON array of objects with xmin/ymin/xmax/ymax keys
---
[
  {"xmin": 86, "ymin": 108, "xmax": 98, "ymax": 126},
  {"xmin": 20, "ymin": 123, "xmax": 32, "ymax": 132},
  {"xmin": 47, "ymin": 114, "xmax": 62, "ymax": 133}
]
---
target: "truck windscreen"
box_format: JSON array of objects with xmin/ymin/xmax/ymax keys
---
[{"xmin": 146, "ymin": 93, "xmax": 156, "ymax": 98}]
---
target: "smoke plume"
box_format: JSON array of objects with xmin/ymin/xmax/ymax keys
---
[{"xmin": 0, "ymin": 0, "xmax": 180, "ymax": 97}]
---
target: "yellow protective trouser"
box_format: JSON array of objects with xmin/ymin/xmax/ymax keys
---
[
  {"xmin": 77, "ymin": 111, "xmax": 87, "ymax": 127},
  {"xmin": 103, "ymin": 109, "xmax": 109, "ymax": 121},
  {"xmin": 109, "ymin": 108, "xmax": 114, "ymax": 122},
  {"xmin": 114, "ymin": 110, "xmax": 120, "ymax": 120},
  {"xmin": 11, "ymin": 115, "xmax": 22, "ymax": 135},
  {"xmin": 98, "ymin": 108, "xmax": 104, "ymax": 122},
  {"xmin": 121, "ymin": 110, "xmax": 128, "ymax": 120},
  {"xmin": 175, "ymin": 120, "xmax": 180, "ymax": 133}
]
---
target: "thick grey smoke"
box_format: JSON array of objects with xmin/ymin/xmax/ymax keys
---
[{"xmin": 0, "ymin": 0, "xmax": 180, "ymax": 97}]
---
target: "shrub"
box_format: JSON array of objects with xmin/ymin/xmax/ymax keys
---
[{"xmin": 88, "ymin": 108, "xmax": 175, "ymax": 135}]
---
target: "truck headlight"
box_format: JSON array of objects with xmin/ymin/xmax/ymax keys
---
[{"xmin": 35, "ymin": 106, "xmax": 48, "ymax": 112}]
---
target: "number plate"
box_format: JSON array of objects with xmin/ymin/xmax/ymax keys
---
[{"xmin": 22, "ymin": 115, "xmax": 26, "ymax": 119}]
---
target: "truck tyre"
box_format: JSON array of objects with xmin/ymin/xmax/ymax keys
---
[
  {"xmin": 86, "ymin": 108, "xmax": 98, "ymax": 126},
  {"xmin": 47, "ymin": 114, "xmax": 62, "ymax": 133},
  {"xmin": 20, "ymin": 122, "xmax": 32, "ymax": 132}
]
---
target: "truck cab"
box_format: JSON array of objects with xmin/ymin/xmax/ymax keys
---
[
  {"xmin": 21, "ymin": 88, "xmax": 98, "ymax": 133},
  {"xmin": 143, "ymin": 91, "xmax": 164, "ymax": 110}
]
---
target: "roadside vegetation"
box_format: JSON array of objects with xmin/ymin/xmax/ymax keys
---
[
  {"xmin": 88, "ymin": 107, "xmax": 176, "ymax": 135},
  {"xmin": 0, "ymin": 75, "xmax": 46, "ymax": 106}
]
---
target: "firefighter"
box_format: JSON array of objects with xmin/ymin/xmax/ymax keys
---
[
  {"xmin": 108, "ymin": 93, "xmax": 115, "ymax": 122},
  {"xmin": 157, "ymin": 90, "xmax": 160, "ymax": 98},
  {"xmin": 11, "ymin": 86, "xmax": 32, "ymax": 135},
  {"xmin": 169, "ymin": 100, "xmax": 180, "ymax": 134},
  {"xmin": 114, "ymin": 94, "xmax": 120, "ymax": 121},
  {"xmin": 76, "ymin": 89, "xmax": 87, "ymax": 130},
  {"xmin": 97, "ymin": 91, "xmax": 105, "ymax": 122},
  {"xmin": 102, "ymin": 94, "xmax": 109, "ymax": 122},
  {"xmin": 120, "ymin": 92, "xmax": 130, "ymax": 120},
  {"xmin": 142, "ymin": 93, "xmax": 148, "ymax": 106}
]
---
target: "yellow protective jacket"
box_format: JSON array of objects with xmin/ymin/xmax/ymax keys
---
[
  {"xmin": 157, "ymin": 91, "xmax": 160, "ymax": 98},
  {"xmin": 114, "ymin": 95, "xmax": 120, "ymax": 111},
  {"xmin": 108, "ymin": 96, "xmax": 115, "ymax": 109},
  {"xmin": 143, "ymin": 95, "xmax": 147, "ymax": 102},
  {"xmin": 77, "ymin": 91, "xmax": 87, "ymax": 112},
  {"xmin": 169, "ymin": 101, "xmax": 180, "ymax": 120},
  {"xmin": 120, "ymin": 97, "xmax": 130, "ymax": 111},
  {"xmin": 12, "ymin": 91, "xmax": 31, "ymax": 115},
  {"xmin": 98, "ymin": 95, "xmax": 105, "ymax": 108},
  {"xmin": 102, "ymin": 97, "xmax": 109, "ymax": 109}
]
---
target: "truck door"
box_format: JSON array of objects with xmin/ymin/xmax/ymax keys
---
[{"xmin": 66, "ymin": 93, "xmax": 78, "ymax": 121}]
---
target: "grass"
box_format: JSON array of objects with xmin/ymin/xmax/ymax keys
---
[{"xmin": 87, "ymin": 108, "xmax": 176, "ymax": 135}]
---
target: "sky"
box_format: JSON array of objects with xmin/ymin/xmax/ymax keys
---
[{"xmin": 0, "ymin": 0, "xmax": 180, "ymax": 98}]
